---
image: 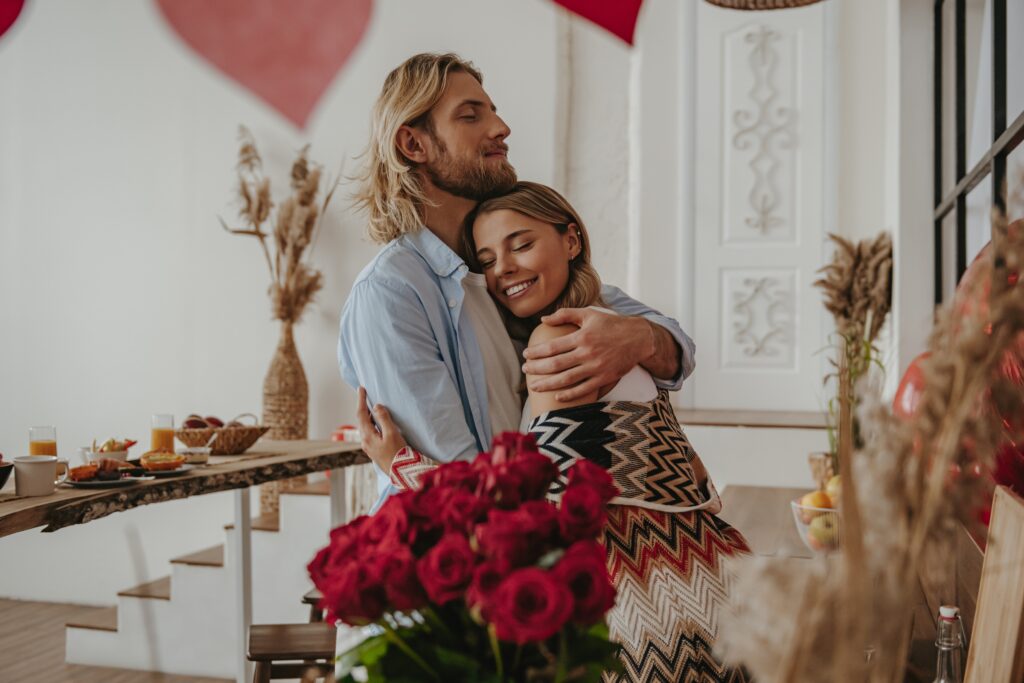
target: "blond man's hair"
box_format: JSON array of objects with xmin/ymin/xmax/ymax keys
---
[
  {"xmin": 464, "ymin": 182, "xmax": 605, "ymax": 342},
  {"xmin": 354, "ymin": 53, "xmax": 482, "ymax": 244}
]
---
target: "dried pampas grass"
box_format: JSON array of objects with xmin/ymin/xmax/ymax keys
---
[
  {"xmin": 720, "ymin": 188, "xmax": 1024, "ymax": 682},
  {"xmin": 221, "ymin": 126, "xmax": 339, "ymax": 325}
]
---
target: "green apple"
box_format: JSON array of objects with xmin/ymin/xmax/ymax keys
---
[{"xmin": 807, "ymin": 514, "xmax": 840, "ymax": 551}]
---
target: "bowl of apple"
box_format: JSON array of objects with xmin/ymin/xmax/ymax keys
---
[{"xmin": 790, "ymin": 476, "xmax": 842, "ymax": 553}]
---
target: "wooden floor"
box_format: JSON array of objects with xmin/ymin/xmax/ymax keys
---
[{"xmin": 0, "ymin": 598, "xmax": 229, "ymax": 682}]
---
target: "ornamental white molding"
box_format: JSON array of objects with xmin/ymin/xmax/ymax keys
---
[{"xmin": 722, "ymin": 269, "xmax": 796, "ymax": 369}]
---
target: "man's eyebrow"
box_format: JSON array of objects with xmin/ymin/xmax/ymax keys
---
[{"xmin": 456, "ymin": 99, "xmax": 497, "ymax": 112}]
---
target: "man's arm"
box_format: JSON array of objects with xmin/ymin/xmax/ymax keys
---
[
  {"xmin": 521, "ymin": 285, "xmax": 695, "ymax": 401},
  {"xmin": 339, "ymin": 277, "xmax": 480, "ymax": 472}
]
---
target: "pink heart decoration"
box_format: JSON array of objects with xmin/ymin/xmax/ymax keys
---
[
  {"xmin": 0, "ymin": 0, "xmax": 25, "ymax": 41},
  {"xmin": 553, "ymin": 0, "xmax": 644, "ymax": 45},
  {"xmin": 155, "ymin": 0, "xmax": 373, "ymax": 128}
]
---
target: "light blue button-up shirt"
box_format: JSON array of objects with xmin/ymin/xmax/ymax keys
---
[{"xmin": 338, "ymin": 228, "xmax": 695, "ymax": 510}]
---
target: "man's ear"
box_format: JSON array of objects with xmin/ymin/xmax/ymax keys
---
[{"xmin": 396, "ymin": 125, "xmax": 429, "ymax": 164}]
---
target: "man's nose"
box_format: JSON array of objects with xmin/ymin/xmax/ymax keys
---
[{"xmin": 490, "ymin": 112, "xmax": 510, "ymax": 141}]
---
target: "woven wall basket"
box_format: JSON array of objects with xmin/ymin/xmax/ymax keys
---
[
  {"xmin": 704, "ymin": 0, "xmax": 824, "ymax": 8},
  {"xmin": 261, "ymin": 321, "xmax": 309, "ymax": 516}
]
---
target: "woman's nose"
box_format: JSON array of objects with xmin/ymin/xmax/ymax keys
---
[{"xmin": 495, "ymin": 253, "xmax": 516, "ymax": 276}]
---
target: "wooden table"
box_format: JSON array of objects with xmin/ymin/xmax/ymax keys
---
[
  {"xmin": 718, "ymin": 485, "xmax": 938, "ymax": 683},
  {"xmin": 0, "ymin": 439, "xmax": 368, "ymax": 683}
]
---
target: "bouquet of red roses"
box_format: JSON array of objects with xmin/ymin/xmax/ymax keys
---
[{"xmin": 308, "ymin": 432, "xmax": 622, "ymax": 682}]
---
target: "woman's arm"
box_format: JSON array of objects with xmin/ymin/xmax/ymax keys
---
[
  {"xmin": 356, "ymin": 387, "xmax": 440, "ymax": 490},
  {"xmin": 527, "ymin": 323, "xmax": 601, "ymax": 417}
]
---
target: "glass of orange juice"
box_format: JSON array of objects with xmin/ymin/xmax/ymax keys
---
[
  {"xmin": 29, "ymin": 426, "xmax": 62, "ymax": 477},
  {"xmin": 151, "ymin": 414, "xmax": 175, "ymax": 452},
  {"xmin": 29, "ymin": 426, "xmax": 58, "ymax": 456}
]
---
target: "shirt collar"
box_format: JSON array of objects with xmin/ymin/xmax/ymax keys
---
[{"xmin": 403, "ymin": 227, "xmax": 467, "ymax": 278}]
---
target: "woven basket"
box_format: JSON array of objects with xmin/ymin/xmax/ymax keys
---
[
  {"xmin": 704, "ymin": 0, "xmax": 823, "ymax": 8},
  {"xmin": 176, "ymin": 425, "xmax": 269, "ymax": 455}
]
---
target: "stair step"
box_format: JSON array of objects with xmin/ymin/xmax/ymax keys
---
[
  {"xmin": 118, "ymin": 576, "xmax": 171, "ymax": 601},
  {"xmin": 67, "ymin": 606, "xmax": 118, "ymax": 632},
  {"xmin": 286, "ymin": 478, "xmax": 330, "ymax": 496},
  {"xmin": 224, "ymin": 512, "xmax": 279, "ymax": 533},
  {"xmin": 172, "ymin": 544, "xmax": 224, "ymax": 567}
]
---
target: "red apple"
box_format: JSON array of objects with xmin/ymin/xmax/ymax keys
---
[{"xmin": 205, "ymin": 416, "xmax": 224, "ymax": 428}]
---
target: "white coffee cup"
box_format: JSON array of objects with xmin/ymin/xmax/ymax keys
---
[{"xmin": 14, "ymin": 455, "xmax": 69, "ymax": 496}]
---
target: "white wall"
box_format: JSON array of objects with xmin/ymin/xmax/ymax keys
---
[{"xmin": 0, "ymin": 0, "xmax": 559, "ymax": 603}]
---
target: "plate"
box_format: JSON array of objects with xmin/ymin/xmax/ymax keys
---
[
  {"xmin": 65, "ymin": 476, "xmax": 155, "ymax": 489},
  {"xmin": 143, "ymin": 464, "xmax": 197, "ymax": 478}
]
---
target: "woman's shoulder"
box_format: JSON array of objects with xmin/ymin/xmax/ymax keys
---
[{"xmin": 528, "ymin": 321, "xmax": 578, "ymax": 346}]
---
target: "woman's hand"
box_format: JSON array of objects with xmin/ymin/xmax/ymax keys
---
[{"xmin": 356, "ymin": 387, "xmax": 407, "ymax": 472}]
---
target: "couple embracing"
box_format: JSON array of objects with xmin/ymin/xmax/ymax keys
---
[{"xmin": 339, "ymin": 53, "xmax": 751, "ymax": 683}]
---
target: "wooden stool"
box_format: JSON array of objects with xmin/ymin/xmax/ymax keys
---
[
  {"xmin": 302, "ymin": 587, "xmax": 324, "ymax": 623},
  {"xmin": 247, "ymin": 622, "xmax": 336, "ymax": 683}
]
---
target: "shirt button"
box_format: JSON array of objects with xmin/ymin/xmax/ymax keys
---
[{"xmin": 448, "ymin": 299, "xmax": 457, "ymax": 308}]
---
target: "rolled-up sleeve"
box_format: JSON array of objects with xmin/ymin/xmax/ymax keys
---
[
  {"xmin": 338, "ymin": 277, "xmax": 479, "ymax": 468},
  {"xmin": 600, "ymin": 284, "xmax": 696, "ymax": 391}
]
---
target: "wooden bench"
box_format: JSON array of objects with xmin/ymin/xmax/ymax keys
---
[{"xmin": 247, "ymin": 622, "xmax": 335, "ymax": 683}]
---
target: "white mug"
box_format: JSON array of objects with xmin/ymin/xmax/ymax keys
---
[{"xmin": 14, "ymin": 455, "xmax": 69, "ymax": 496}]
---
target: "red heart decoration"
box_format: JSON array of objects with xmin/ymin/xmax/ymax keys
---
[
  {"xmin": 155, "ymin": 0, "xmax": 373, "ymax": 128},
  {"xmin": 553, "ymin": 0, "xmax": 644, "ymax": 45},
  {"xmin": 0, "ymin": 0, "xmax": 25, "ymax": 41}
]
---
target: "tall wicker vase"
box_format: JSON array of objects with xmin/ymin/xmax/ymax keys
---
[{"xmin": 260, "ymin": 321, "xmax": 309, "ymax": 516}]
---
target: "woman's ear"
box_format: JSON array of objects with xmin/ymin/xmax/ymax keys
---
[
  {"xmin": 565, "ymin": 222, "xmax": 582, "ymax": 260},
  {"xmin": 396, "ymin": 125, "xmax": 429, "ymax": 164}
]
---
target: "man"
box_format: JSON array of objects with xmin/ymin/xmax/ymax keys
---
[{"xmin": 339, "ymin": 53, "xmax": 694, "ymax": 509}]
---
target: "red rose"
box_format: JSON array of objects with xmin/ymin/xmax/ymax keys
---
[
  {"xmin": 566, "ymin": 459, "xmax": 618, "ymax": 503},
  {"xmin": 320, "ymin": 559, "xmax": 386, "ymax": 625},
  {"xmin": 553, "ymin": 541, "xmax": 616, "ymax": 624},
  {"xmin": 482, "ymin": 462, "xmax": 525, "ymax": 509},
  {"xmin": 417, "ymin": 533, "xmax": 478, "ymax": 604},
  {"xmin": 466, "ymin": 560, "xmax": 505, "ymax": 621},
  {"xmin": 558, "ymin": 483, "xmax": 607, "ymax": 542},
  {"xmin": 490, "ymin": 568, "xmax": 573, "ymax": 643},
  {"xmin": 490, "ymin": 432, "xmax": 540, "ymax": 465},
  {"xmin": 508, "ymin": 450, "xmax": 559, "ymax": 501},
  {"xmin": 308, "ymin": 519, "xmax": 365, "ymax": 587},
  {"xmin": 475, "ymin": 501, "xmax": 559, "ymax": 569},
  {"xmin": 438, "ymin": 489, "xmax": 493, "ymax": 533},
  {"xmin": 359, "ymin": 496, "xmax": 409, "ymax": 548},
  {"xmin": 374, "ymin": 546, "xmax": 427, "ymax": 612},
  {"xmin": 423, "ymin": 459, "xmax": 484, "ymax": 492}
]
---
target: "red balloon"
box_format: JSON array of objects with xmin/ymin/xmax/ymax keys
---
[
  {"xmin": 893, "ymin": 352, "xmax": 931, "ymax": 420},
  {"xmin": 0, "ymin": 0, "xmax": 25, "ymax": 41}
]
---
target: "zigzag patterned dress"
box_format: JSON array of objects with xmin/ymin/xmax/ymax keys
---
[{"xmin": 529, "ymin": 390, "xmax": 752, "ymax": 683}]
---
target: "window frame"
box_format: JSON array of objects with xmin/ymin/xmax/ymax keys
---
[{"xmin": 933, "ymin": 0, "xmax": 1023, "ymax": 303}]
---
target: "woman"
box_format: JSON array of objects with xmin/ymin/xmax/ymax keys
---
[{"xmin": 360, "ymin": 182, "xmax": 751, "ymax": 682}]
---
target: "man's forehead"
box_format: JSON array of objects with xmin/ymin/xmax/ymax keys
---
[{"xmin": 438, "ymin": 72, "xmax": 495, "ymax": 111}]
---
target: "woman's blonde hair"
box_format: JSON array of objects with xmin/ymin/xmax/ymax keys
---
[
  {"xmin": 464, "ymin": 181, "xmax": 604, "ymax": 340},
  {"xmin": 354, "ymin": 53, "xmax": 482, "ymax": 244}
]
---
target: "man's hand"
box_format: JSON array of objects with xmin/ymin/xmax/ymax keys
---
[
  {"xmin": 522, "ymin": 307, "xmax": 678, "ymax": 402},
  {"xmin": 355, "ymin": 387, "xmax": 407, "ymax": 472}
]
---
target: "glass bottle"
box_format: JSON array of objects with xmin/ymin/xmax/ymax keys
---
[{"xmin": 932, "ymin": 605, "xmax": 964, "ymax": 683}]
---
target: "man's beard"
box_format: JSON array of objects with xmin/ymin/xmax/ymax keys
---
[{"xmin": 425, "ymin": 137, "xmax": 517, "ymax": 201}]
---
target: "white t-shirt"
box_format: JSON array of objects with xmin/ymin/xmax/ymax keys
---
[{"xmin": 461, "ymin": 273, "xmax": 524, "ymax": 437}]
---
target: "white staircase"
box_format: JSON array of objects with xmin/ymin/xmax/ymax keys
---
[{"xmin": 65, "ymin": 480, "xmax": 335, "ymax": 679}]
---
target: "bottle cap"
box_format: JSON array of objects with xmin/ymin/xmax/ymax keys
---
[{"xmin": 939, "ymin": 605, "xmax": 959, "ymax": 619}]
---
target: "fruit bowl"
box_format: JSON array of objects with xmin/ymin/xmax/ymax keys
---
[
  {"xmin": 176, "ymin": 414, "xmax": 268, "ymax": 455},
  {"xmin": 791, "ymin": 496, "xmax": 842, "ymax": 553}
]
